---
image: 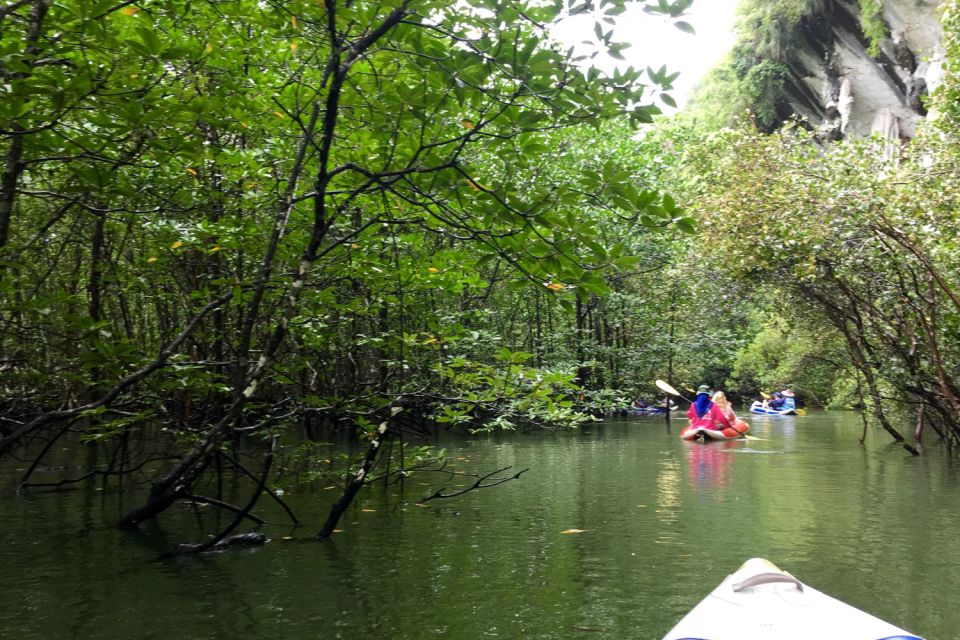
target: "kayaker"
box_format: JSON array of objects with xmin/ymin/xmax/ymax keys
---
[
  {"xmin": 780, "ymin": 389, "xmax": 797, "ymax": 411},
  {"xmin": 711, "ymin": 391, "xmax": 738, "ymax": 428},
  {"xmin": 687, "ymin": 384, "xmax": 722, "ymax": 429},
  {"xmin": 766, "ymin": 391, "xmax": 785, "ymax": 410}
]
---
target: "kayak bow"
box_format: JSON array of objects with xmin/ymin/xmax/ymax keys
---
[{"xmin": 661, "ymin": 558, "xmax": 924, "ymax": 640}]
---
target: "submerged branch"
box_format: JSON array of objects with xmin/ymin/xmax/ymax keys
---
[
  {"xmin": 418, "ymin": 466, "xmax": 529, "ymax": 503},
  {"xmin": 184, "ymin": 494, "xmax": 267, "ymax": 526}
]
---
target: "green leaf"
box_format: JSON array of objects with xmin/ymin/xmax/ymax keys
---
[
  {"xmin": 136, "ymin": 26, "xmax": 164, "ymax": 56},
  {"xmin": 613, "ymin": 255, "xmax": 642, "ymax": 269},
  {"xmin": 662, "ymin": 193, "xmax": 676, "ymax": 213},
  {"xmin": 674, "ymin": 217, "xmax": 697, "ymax": 234}
]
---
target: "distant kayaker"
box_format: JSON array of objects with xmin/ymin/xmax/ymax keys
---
[
  {"xmin": 766, "ymin": 391, "xmax": 785, "ymax": 411},
  {"xmin": 780, "ymin": 389, "xmax": 797, "ymax": 411}
]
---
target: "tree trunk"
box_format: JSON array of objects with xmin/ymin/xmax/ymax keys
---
[
  {"xmin": 318, "ymin": 419, "xmax": 390, "ymax": 538},
  {"xmin": 0, "ymin": 0, "xmax": 50, "ymax": 250}
]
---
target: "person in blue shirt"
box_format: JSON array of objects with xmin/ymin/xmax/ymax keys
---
[
  {"xmin": 780, "ymin": 389, "xmax": 797, "ymax": 411},
  {"xmin": 767, "ymin": 392, "xmax": 785, "ymax": 410},
  {"xmin": 766, "ymin": 390, "xmax": 797, "ymax": 412}
]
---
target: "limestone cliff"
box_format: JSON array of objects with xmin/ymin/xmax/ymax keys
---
[{"xmin": 775, "ymin": 0, "xmax": 944, "ymax": 140}]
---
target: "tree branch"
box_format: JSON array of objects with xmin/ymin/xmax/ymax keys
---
[{"xmin": 418, "ymin": 466, "xmax": 529, "ymax": 503}]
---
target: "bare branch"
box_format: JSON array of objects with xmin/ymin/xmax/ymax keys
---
[{"xmin": 418, "ymin": 466, "xmax": 529, "ymax": 503}]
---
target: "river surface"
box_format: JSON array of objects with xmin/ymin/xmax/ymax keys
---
[{"xmin": 1, "ymin": 410, "xmax": 959, "ymax": 639}]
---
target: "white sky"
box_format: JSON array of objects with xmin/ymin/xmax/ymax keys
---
[{"xmin": 552, "ymin": 0, "xmax": 741, "ymax": 109}]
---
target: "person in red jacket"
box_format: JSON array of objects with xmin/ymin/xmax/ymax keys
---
[{"xmin": 687, "ymin": 384, "xmax": 724, "ymax": 430}]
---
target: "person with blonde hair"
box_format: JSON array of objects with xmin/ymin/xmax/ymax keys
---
[{"xmin": 711, "ymin": 391, "xmax": 738, "ymax": 430}]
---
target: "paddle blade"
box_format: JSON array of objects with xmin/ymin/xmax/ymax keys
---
[
  {"xmin": 656, "ymin": 379, "xmax": 681, "ymax": 397},
  {"xmin": 796, "ymin": 408, "xmax": 807, "ymax": 416},
  {"xmin": 760, "ymin": 391, "xmax": 772, "ymax": 399}
]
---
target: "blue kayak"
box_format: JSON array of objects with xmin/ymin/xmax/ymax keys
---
[
  {"xmin": 633, "ymin": 407, "xmax": 668, "ymax": 415},
  {"xmin": 661, "ymin": 558, "xmax": 924, "ymax": 640},
  {"xmin": 749, "ymin": 400, "xmax": 797, "ymax": 416}
]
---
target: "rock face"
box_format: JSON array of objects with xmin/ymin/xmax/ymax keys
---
[{"xmin": 778, "ymin": 0, "xmax": 943, "ymax": 140}]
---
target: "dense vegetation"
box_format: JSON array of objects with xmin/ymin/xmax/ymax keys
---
[
  {"xmin": 3, "ymin": 0, "xmax": 960, "ymax": 550},
  {"xmin": 0, "ymin": 0, "xmax": 704, "ymax": 547},
  {"xmin": 670, "ymin": 0, "xmax": 960, "ymax": 449}
]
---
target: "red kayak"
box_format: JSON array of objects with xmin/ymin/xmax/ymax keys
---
[{"xmin": 681, "ymin": 418, "xmax": 750, "ymax": 441}]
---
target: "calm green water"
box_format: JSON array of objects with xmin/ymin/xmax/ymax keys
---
[{"xmin": 2, "ymin": 411, "xmax": 959, "ymax": 639}]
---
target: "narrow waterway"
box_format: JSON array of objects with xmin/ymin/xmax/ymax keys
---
[{"xmin": 2, "ymin": 411, "xmax": 958, "ymax": 639}]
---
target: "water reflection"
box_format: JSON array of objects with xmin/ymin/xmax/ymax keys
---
[
  {"xmin": 685, "ymin": 440, "xmax": 737, "ymax": 491},
  {"xmin": 2, "ymin": 415, "xmax": 960, "ymax": 639},
  {"xmin": 742, "ymin": 414, "xmax": 797, "ymax": 448},
  {"xmin": 655, "ymin": 457, "xmax": 682, "ymax": 547}
]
